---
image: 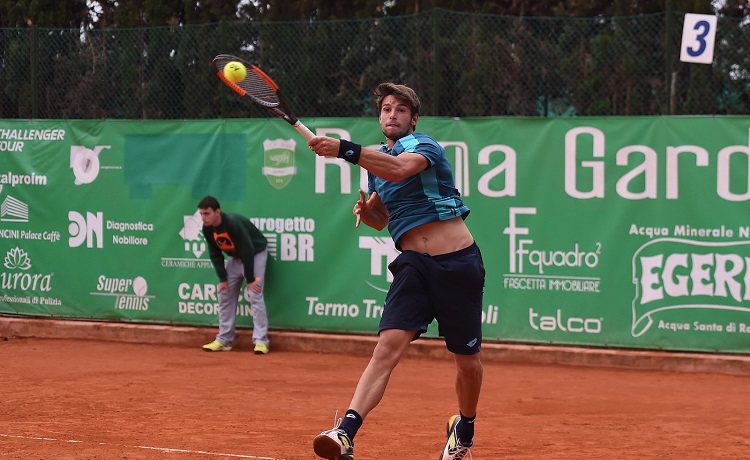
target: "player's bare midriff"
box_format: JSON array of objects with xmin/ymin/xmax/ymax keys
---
[{"xmin": 399, "ymin": 217, "xmax": 474, "ymax": 256}]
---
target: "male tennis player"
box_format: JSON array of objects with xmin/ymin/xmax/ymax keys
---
[
  {"xmin": 198, "ymin": 196, "xmax": 271, "ymax": 355},
  {"xmin": 308, "ymin": 83, "xmax": 485, "ymax": 460}
]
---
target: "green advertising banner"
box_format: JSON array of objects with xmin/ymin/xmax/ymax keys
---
[{"xmin": 2, "ymin": 117, "xmax": 750, "ymax": 354}]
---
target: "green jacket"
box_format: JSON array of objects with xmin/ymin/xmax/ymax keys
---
[{"xmin": 202, "ymin": 212, "xmax": 267, "ymax": 282}]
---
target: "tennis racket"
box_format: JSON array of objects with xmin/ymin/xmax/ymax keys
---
[{"xmin": 211, "ymin": 54, "xmax": 314, "ymax": 140}]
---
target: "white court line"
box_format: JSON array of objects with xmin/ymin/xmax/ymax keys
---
[{"xmin": 0, "ymin": 433, "xmax": 287, "ymax": 459}]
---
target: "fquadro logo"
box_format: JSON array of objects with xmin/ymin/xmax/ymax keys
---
[
  {"xmin": 503, "ymin": 207, "xmax": 602, "ymax": 293},
  {"xmin": 631, "ymin": 238, "xmax": 750, "ymax": 337},
  {"xmin": 263, "ymin": 139, "xmax": 297, "ymax": 190},
  {"xmin": 91, "ymin": 275, "xmax": 152, "ymax": 311}
]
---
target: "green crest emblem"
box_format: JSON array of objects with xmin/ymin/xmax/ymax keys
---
[{"xmin": 263, "ymin": 138, "xmax": 297, "ymax": 190}]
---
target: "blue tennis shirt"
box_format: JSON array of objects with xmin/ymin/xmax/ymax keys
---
[{"xmin": 368, "ymin": 132, "xmax": 470, "ymax": 250}]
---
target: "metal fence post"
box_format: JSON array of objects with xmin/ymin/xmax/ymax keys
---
[
  {"xmin": 220, "ymin": 19, "xmax": 226, "ymax": 119},
  {"xmin": 665, "ymin": 0, "xmax": 672, "ymax": 115},
  {"xmin": 432, "ymin": 9, "xmax": 440, "ymax": 116},
  {"xmin": 31, "ymin": 26, "xmax": 38, "ymax": 119}
]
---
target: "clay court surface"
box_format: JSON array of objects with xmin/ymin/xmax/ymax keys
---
[{"xmin": 1, "ymin": 336, "xmax": 749, "ymax": 460}]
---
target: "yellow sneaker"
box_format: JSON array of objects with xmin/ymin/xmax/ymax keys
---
[
  {"xmin": 440, "ymin": 415, "xmax": 473, "ymax": 459},
  {"xmin": 202, "ymin": 340, "xmax": 232, "ymax": 352},
  {"xmin": 253, "ymin": 343, "xmax": 269, "ymax": 355}
]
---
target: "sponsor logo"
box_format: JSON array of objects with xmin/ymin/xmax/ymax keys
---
[
  {"xmin": 91, "ymin": 275, "xmax": 152, "ymax": 311},
  {"xmin": 503, "ymin": 207, "xmax": 602, "ymax": 293},
  {"xmin": 70, "ymin": 145, "xmax": 118, "ymax": 185},
  {"xmin": 249, "ymin": 216, "xmax": 315, "ymax": 262},
  {"xmin": 529, "ymin": 308, "xmax": 602, "ymax": 334},
  {"xmin": 160, "ymin": 211, "xmax": 213, "ymax": 269},
  {"xmin": 0, "ymin": 171, "xmax": 47, "ymax": 187},
  {"xmin": 68, "ymin": 211, "xmax": 153, "ymax": 248},
  {"xmin": 0, "ymin": 185, "xmax": 28, "ymax": 222},
  {"xmin": 359, "ymin": 236, "xmax": 399, "ymax": 292},
  {"xmin": 631, "ymin": 238, "xmax": 750, "ymax": 336},
  {"xmin": 0, "ymin": 247, "xmax": 59, "ymax": 306},
  {"xmin": 263, "ymin": 139, "xmax": 297, "ymax": 190},
  {"xmin": 0, "ymin": 128, "xmax": 65, "ymax": 153}
]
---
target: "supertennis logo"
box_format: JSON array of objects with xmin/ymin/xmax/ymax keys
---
[{"xmin": 91, "ymin": 275, "xmax": 152, "ymax": 311}]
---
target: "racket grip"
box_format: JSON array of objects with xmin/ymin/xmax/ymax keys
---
[{"xmin": 294, "ymin": 121, "xmax": 315, "ymax": 140}]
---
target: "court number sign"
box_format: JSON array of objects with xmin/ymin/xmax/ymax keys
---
[{"xmin": 680, "ymin": 13, "xmax": 717, "ymax": 64}]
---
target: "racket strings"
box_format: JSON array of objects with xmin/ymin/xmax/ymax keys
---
[
  {"xmin": 241, "ymin": 72, "xmax": 280, "ymax": 107},
  {"xmin": 213, "ymin": 55, "xmax": 280, "ymax": 107}
]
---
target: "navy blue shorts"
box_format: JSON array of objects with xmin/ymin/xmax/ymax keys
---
[{"xmin": 379, "ymin": 242, "xmax": 485, "ymax": 355}]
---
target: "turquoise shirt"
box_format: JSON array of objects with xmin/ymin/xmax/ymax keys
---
[{"xmin": 368, "ymin": 132, "xmax": 469, "ymax": 250}]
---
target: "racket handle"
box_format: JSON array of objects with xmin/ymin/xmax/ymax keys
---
[{"xmin": 294, "ymin": 121, "xmax": 315, "ymax": 140}]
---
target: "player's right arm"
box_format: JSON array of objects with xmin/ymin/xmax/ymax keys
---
[{"xmin": 307, "ymin": 136, "xmax": 429, "ymax": 182}]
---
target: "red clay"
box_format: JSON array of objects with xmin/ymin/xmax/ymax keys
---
[{"xmin": 1, "ymin": 337, "xmax": 748, "ymax": 459}]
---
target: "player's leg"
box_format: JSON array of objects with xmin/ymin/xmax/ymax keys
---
[
  {"xmin": 313, "ymin": 328, "xmax": 413, "ymax": 460},
  {"xmin": 247, "ymin": 249, "xmax": 270, "ymax": 354},
  {"xmin": 313, "ymin": 251, "xmax": 433, "ymax": 459},
  {"xmin": 452, "ymin": 351, "xmax": 483, "ymax": 433},
  {"xmin": 432, "ymin": 243, "xmax": 485, "ymax": 459},
  {"xmin": 349, "ymin": 328, "xmax": 414, "ymax": 415}
]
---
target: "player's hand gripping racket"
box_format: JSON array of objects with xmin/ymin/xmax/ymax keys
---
[{"xmin": 211, "ymin": 54, "xmax": 314, "ymax": 140}]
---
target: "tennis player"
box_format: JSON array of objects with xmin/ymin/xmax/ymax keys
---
[{"xmin": 308, "ymin": 83, "xmax": 485, "ymax": 460}]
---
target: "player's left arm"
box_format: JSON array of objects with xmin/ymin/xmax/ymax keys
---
[{"xmin": 354, "ymin": 190, "xmax": 388, "ymax": 230}]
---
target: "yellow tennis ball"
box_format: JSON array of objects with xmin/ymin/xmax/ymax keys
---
[{"xmin": 223, "ymin": 61, "xmax": 247, "ymax": 83}]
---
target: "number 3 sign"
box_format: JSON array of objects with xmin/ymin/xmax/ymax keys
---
[{"xmin": 680, "ymin": 13, "xmax": 717, "ymax": 64}]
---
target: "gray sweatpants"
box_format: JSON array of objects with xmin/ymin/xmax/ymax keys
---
[{"xmin": 216, "ymin": 250, "xmax": 270, "ymax": 347}]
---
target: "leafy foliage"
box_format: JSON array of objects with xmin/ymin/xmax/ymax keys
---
[{"xmin": 1, "ymin": 5, "xmax": 748, "ymax": 118}]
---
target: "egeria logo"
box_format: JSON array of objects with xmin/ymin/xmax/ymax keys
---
[
  {"xmin": 631, "ymin": 238, "xmax": 750, "ymax": 336},
  {"xmin": 263, "ymin": 139, "xmax": 296, "ymax": 190}
]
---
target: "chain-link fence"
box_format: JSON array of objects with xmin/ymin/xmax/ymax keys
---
[{"xmin": 1, "ymin": 9, "xmax": 748, "ymax": 119}]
